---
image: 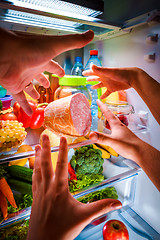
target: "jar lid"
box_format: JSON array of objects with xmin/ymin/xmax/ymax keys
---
[
  {"xmin": 0, "ymin": 95, "xmax": 13, "ymax": 101},
  {"xmin": 59, "ymin": 75, "xmax": 87, "ymax": 86},
  {"xmin": 105, "ymin": 101, "xmax": 134, "ymax": 115}
]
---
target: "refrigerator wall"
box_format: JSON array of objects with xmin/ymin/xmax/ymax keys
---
[{"xmin": 84, "ymin": 22, "xmax": 160, "ymax": 233}]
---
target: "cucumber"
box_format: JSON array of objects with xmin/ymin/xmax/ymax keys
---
[
  {"xmin": 7, "ymin": 165, "xmax": 33, "ymax": 183},
  {"xmin": 7, "ymin": 178, "xmax": 32, "ymax": 195}
]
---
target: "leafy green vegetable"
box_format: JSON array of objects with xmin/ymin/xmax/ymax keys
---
[
  {"xmin": 70, "ymin": 145, "xmax": 104, "ymax": 175},
  {"xmin": 0, "ymin": 100, "xmax": 2, "ymax": 111},
  {"xmin": 0, "ymin": 164, "xmax": 8, "ymax": 179},
  {"xmin": 69, "ymin": 174, "xmax": 104, "ymax": 193},
  {"xmin": 77, "ymin": 187, "xmax": 118, "ymax": 203},
  {"xmin": 0, "ymin": 220, "xmax": 29, "ymax": 240}
]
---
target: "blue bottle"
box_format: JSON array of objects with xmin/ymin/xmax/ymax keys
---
[
  {"xmin": 85, "ymin": 50, "xmax": 102, "ymax": 131},
  {"xmin": 71, "ymin": 57, "xmax": 84, "ymax": 76},
  {"xmin": 63, "ymin": 56, "xmax": 73, "ymax": 75}
]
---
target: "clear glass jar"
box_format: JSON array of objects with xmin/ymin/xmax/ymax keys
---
[
  {"xmin": 102, "ymin": 101, "xmax": 135, "ymax": 129},
  {"xmin": 54, "ymin": 75, "xmax": 91, "ymax": 105}
]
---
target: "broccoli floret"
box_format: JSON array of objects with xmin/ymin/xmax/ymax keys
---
[
  {"xmin": 70, "ymin": 145, "xmax": 104, "ymax": 175},
  {"xmin": 0, "ymin": 163, "xmax": 8, "ymax": 179}
]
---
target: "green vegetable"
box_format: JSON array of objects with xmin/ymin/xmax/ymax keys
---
[
  {"xmin": 0, "ymin": 163, "xmax": 8, "ymax": 179},
  {"xmin": 0, "ymin": 100, "xmax": 2, "ymax": 111},
  {"xmin": 7, "ymin": 178, "xmax": 32, "ymax": 195},
  {"xmin": 70, "ymin": 145, "xmax": 104, "ymax": 175},
  {"xmin": 7, "ymin": 165, "xmax": 33, "ymax": 183},
  {"xmin": 77, "ymin": 187, "xmax": 118, "ymax": 203},
  {"xmin": 0, "ymin": 220, "xmax": 29, "ymax": 240},
  {"xmin": 69, "ymin": 174, "xmax": 104, "ymax": 193}
]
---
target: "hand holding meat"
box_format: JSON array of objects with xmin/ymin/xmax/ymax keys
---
[
  {"xmin": 0, "ymin": 28, "xmax": 94, "ymax": 115},
  {"xmin": 89, "ymin": 100, "xmax": 160, "ymax": 191},
  {"xmin": 27, "ymin": 134, "xmax": 122, "ymax": 240}
]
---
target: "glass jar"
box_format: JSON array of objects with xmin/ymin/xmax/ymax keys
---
[
  {"xmin": 102, "ymin": 101, "xmax": 135, "ymax": 129},
  {"xmin": 54, "ymin": 75, "xmax": 91, "ymax": 105}
]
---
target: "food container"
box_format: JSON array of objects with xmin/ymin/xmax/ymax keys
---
[
  {"xmin": 0, "ymin": 95, "xmax": 13, "ymax": 110},
  {"xmin": 54, "ymin": 75, "xmax": 91, "ymax": 105},
  {"xmin": 0, "ymin": 86, "xmax": 7, "ymax": 98},
  {"xmin": 102, "ymin": 101, "xmax": 134, "ymax": 130}
]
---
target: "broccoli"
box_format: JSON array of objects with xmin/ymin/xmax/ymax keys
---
[
  {"xmin": 70, "ymin": 145, "xmax": 104, "ymax": 175},
  {"xmin": 0, "ymin": 163, "xmax": 8, "ymax": 179}
]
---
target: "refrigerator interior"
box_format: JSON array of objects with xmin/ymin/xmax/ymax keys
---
[{"xmin": 84, "ymin": 21, "xmax": 160, "ymax": 234}]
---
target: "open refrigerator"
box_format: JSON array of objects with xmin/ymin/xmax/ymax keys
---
[{"xmin": 0, "ymin": 0, "xmax": 160, "ymax": 239}]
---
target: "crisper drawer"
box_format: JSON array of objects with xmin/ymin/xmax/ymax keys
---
[{"xmin": 0, "ymin": 145, "xmax": 139, "ymax": 233}]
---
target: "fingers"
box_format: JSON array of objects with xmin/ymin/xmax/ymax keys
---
[
  {"xmin": 35, "ymin": 73, "xmax": 50, "ymax": 88},
  {"xmin": 84, "ymin": 199, "xmax": 122, "ymax": 222},
  {"xmin": 100, "ymin": 90, "xmax": 112, "ymax": 99},
  {"xmin": 52, "ymin": 30, "xmax": 94, "ymax": 56},
  {"xmin": 24, "ymin": 82, "xmax": 40, "ymax": 100},
  {"xmin": 91, "ymin": 82, "xmax": 104, "ymax": 89},
  {"xmin": 55, "ymin": 137, "xmax": 68, "ymax": 185},
  {"xmin": 12, "ymin": 91, "xmax": 33, "ymax": 116},
  {"xmin": 83, "ymin": 69, "xmax": 97, "ymax": 77},
  {"xmin": 32, "ymin": 145, "xmax": 42, "ymax": 195},
  {"xmin": 96, "ymin": 99, "xmax": 120, "ymax": 128},
  {"xmin": 41, "ymin": 134, "xmax": 54, "ymax": 192},
  {"xmin": 44, "ymin": 60, "xmax": 65, "ymax": 78}
]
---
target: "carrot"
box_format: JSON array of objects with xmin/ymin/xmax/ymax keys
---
[
  {"xmin": 0, "ymin": 178, "xmax": 17, "ymax": 208},
  {"xmin": 0, "ymin": 190, "xmax": 8, "ymax": 219}
]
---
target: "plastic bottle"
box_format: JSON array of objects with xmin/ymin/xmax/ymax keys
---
[
  {"xmin": 63, "ymin": 56, "xmax": 73, "ymax": 75},
  {"xmin": 85, "ymin": 50, "xmax": 102, "ymax": 131},
  {"xmin": 71, "ymin": 56, "xmax": 84, "ymax": 76}
]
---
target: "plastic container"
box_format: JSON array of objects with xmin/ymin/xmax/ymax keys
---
[
  {"xmin": 63, "ymin": 56, "xmax": 73, "ymax": 75},
  {"xmin": 102, "ymin": 101, "xmax": 135, "ymax": 130},
  {"xmin": 71, "ymin": 56, "xmax": 84, "ymax": 76},
  {"xmin": 0, "ymin": 95, "xmax": 13, "ymax": 110},
  {"xmin": 54, "ymin": 75, "xmax": 91, "ymax": 104},
  {"xmin": 85, "ymin": 50, "xmax": 102, "ymax": 131},
  {"xmin": 0, "ymin": 86, "xmax": 7, "ymax": 98}
]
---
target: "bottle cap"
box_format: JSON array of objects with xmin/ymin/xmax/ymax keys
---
[
  {"xmin": 90, "ymin": 50, "xmax": 98, "ymax": 56},
  {"xmin": 75, "ymin": 56, "xmax": 82, "ymax": 62},
  {"xmin": 59, "ymin": 76, "xmax": 87, "ymax": 86}
]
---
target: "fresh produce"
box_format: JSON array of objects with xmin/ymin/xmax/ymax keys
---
[
  {"xmin": 0, "ymin": 177, "xmax": 17, "ymax": 220},
  {"xmin": 70, "ymin": 145, "xmax": 104, "ymax": 175},
  {"xmin": 44, "ymin": 93, "xmax": 91, "ymax": 137},
  {"xmin": 95, "ymin": 143, "xmax": 119, "ymax": 157},
  {"xmin": 0, "ymin": 120, "xmax": 27, "ymax": 151},
  {"xmin": 7, "ymin": 178, "xmax": 32, "ymax": 195},
  {"xmin": 0, "ymin": 219, "xmax": 29, "ymax": 240},
  {"xmin": 77, "ymin": 187, "xmax": 118, "ymax": 203},
  {"xmin": 9, "ymin": 145, "xmax": 33, "ymax": 167},
  {"xmin": 93, "ymin": 144, "xmax": 110, "ymax": 159},
  {"xmin": 69, "ymin": 174, "xmax": 104, "ymax": 193},
  {"xmin": 7, "ymin": 165, "xmax": 33, "ymax": 183},
  {"xmin": 0, "ymin": 190, "xmax": 8, "ymax": 219},
  {"xmin": 13, "ymin": 100, "xmax": 48, "ymax": 129},
  {"xmin": 68, "ymin": 162, "xmax": 77, "ymax": 181},
  {"xmin": 0, "ymin": 112, "xmax": 17, "ymax": 121},
  {"xmin": 103, "ymin": 219, "xmax": 129, "ymax": 240}
]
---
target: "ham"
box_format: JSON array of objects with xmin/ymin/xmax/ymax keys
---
[{"xmin": 44, "ymin": 93, "xmax": 91, "ymax": 137}]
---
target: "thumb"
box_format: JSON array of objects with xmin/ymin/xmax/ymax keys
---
[{"xmin": 84, "ymin": 199, "xmax": 122, "ymax": 222}]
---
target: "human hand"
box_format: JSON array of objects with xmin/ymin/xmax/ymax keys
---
[
  {"xmin": 83, "ymin": 65, "xmax": 141, "ymax": 99},
  {"xmin": 27, "ymin": 134, "xmax": 122, "ymax": 240},
  {"xmin": 0, "ymin": 28, "xmax": 94, "ymax": 115},
  {"xmin": 89, "ymin": 100, "xmax": 143, "ymax": 161}
]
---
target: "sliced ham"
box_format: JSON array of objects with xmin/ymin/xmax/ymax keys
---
[{"xmin": 44, "ymin": 93, "xmax": 91, "ymax": 137}]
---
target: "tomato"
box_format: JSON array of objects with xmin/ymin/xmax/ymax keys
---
[{"xmin": 2, "ymin": 113, "xmax": 17, "ymax": 121}]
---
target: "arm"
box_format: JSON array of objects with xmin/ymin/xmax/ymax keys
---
[
  {"xmin": 0, "ymin": 28, "xmax": 94, "ymax": 115},
  {"xmin": 27, "ymin": 134, "xmax": 121, "ymax": 240},
  {"xmin": 89, "ymin": 100, "xmax": 160, "ymax": 191},
  {"xmin": 83, "ymin": 66, "xmax": 160, "ymax": 124}
]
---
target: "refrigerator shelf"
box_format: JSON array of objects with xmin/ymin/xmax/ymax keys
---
[{"xmin": 0, "ymin": 150, "xmax": 140, "ymax": 229}]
